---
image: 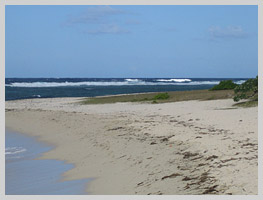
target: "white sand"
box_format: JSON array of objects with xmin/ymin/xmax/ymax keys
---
[{"xmin": 5, "ymin": 98, "xmax": 258, "ymax": 194}]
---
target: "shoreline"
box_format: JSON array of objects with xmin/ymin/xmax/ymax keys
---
[
  {"xmin": 5, "ymin": 97, "xmax": 258, "ymax": 194},
  {"xmin": 5, "ymin": 128, "xmax": 90, "ymax": 195}
]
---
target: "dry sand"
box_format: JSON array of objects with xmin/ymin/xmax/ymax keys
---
[{"xmin": 5, "ymin": 97, "xmax": 258, "ymax": 195}]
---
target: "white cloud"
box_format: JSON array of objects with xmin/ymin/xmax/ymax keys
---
[
  {"xmin": 208, "ymin": 25, "xmax": 248, "ymax": 39},
  {"xmin": 66, "ymin": 6, "xmax": 126, "ymax": 25},
  {"xmin": 65, "ymin": 6, "xmax": 138, "ymax": 35},
  {"xmin": 84, "ymin": 24, "xmax": 130, "ymax": 35}
]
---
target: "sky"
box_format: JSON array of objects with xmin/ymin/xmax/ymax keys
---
[{"xmin": 5, "ymin": 5, "xmax": 258, "ymax": 78}]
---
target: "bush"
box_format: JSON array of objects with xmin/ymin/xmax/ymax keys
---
[
  {"xmin": 233, "ymin": 76, "xmax": 258, "ymax": 102},
  {"xmin": 153, "ymin": 93, "xmax": 170, "ymax": 100},
  {"xmin": 210, "ymin": 80, "xmax": 237, "ymax": 91}
]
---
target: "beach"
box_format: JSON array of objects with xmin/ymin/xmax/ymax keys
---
[{"xmin": 5, "ymin": 96, "xmax": 258, "ymax": 195}]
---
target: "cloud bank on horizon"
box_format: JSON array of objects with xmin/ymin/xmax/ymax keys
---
[{"xmin": 5, "ymin": 5, "xmax": 258, "ymax": 78}]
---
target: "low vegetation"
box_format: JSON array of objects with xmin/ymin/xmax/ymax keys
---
[
  {"xmin": 81, "ymin": 89, "xmax": 235, "ymax": 105},
  {"xmin": 209, "ymin": 80, "xmax": 237, "ymax": 91},
  {"xmin": 233, "ymin": 76, "xmax": 258, "ymax": 102},
  {"xmin": 153, "ymin": 93, "xmax": 170, "ymax": 100},
  {"xmin": 80, "ymin": 76, "xmax": 258, "ymax": 108},
  {"xmin": 232, "ymin": 76, "xmax": 258, "ymax": 107},
  {"xmin": 207, "ymin": 76, "xmax": 258, "ymax": 107}
]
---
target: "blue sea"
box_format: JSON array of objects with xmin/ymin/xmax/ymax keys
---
[{"xmin": 5, "ymin": 78, "xmax": 247, "ymax": 101}]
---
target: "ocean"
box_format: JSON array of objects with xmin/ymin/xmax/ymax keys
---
[
  {"xmin": 5, "ymin": 129, "xmax": 90, "ymax": 195},
  {"xmin": 5, "ymin": 78, "xmax": 247, "ymax": 101}
]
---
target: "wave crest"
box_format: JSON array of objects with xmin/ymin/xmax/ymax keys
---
[
  {"xmin": 125, "ymin": 79, "xmax": 139, "ymax": 82},
  {"xmin": 156, "ymin": 79, "xmax": 191, "ymax": 82},
  {"xmin": 5, "ymin": 79, "xmax": 246, "ymax": 87}
]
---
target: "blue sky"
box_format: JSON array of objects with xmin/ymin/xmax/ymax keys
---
[{"xmin": 6, "ymin": 5, "xmax": 258, "ymax": 78}]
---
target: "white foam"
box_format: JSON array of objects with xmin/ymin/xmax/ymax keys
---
[
  {"xmin": 5, "ymin": 80, "xmax": 245, "ymax": 87},
  {"xmin": 5, "ymin": 81, "xmax": 144, "ymax": 87},
  {"xmin": 5, "ymin": 147, "xmax": 27, "ymax": 155},
  {"xmin": 156, "ymin": 79, "xmax": 192, "ymax": 82},
  {"xmin": 125, "ymin": 79, "xmax": 140, "ymax": 82},
  {"xmin": 235, "ymin": 80, "xmax": 246, "ymax": 84}
]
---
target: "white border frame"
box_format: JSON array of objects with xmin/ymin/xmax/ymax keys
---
[
  {"xmin": 3, "ymin": 0, "xmax": 262, "ymax": 6},
  {"xmin": 1, "ymin": 1, "xmax": 262, "ymax": 200}
]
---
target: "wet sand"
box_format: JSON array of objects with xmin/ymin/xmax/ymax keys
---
[{"xmin": 5, "ymin": 97, "xmax": 258, "ymax": 194}]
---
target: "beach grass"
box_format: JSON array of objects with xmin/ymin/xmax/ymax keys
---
[
  {"xmin": 81, "ymin": 89, "xmax": 235, "ymax": 105},
  {"xmin": 233, "ymin": 99, "xmax": 258, "ymax": 108}
]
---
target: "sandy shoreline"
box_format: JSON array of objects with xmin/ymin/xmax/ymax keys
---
[{"xmin": 5, "ymin": 97, "xmax": 258, "ymax": 195}]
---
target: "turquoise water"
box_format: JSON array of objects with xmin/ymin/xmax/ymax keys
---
[{"xmin": 5, "ymin": 129, "xmax": 90, "ymax": 195}]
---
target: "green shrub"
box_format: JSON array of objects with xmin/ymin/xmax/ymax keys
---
[
  {"xmin": 233, "ymin": 76, "xmax": 258, "ymax": 102},
  {"xmin": 153, "ymin": 92, "xmax": 170, "ymax": 100},
  {"xmin": 210, "ymin": 80, "xmax": 237, "ymax": 91}
]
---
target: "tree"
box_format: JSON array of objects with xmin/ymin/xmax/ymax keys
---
[{"xmin": 233, "ymin": 76, "xmax": 258, "ymax": 102}]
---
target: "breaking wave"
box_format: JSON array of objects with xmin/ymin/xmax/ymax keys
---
[
  {"xmin": 5, "ymin": 79, "xmax": 246, "ymax": 88},
  {"xmin": 156, "ymin": 79, "xmax": 191, "ymax": 82}
]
